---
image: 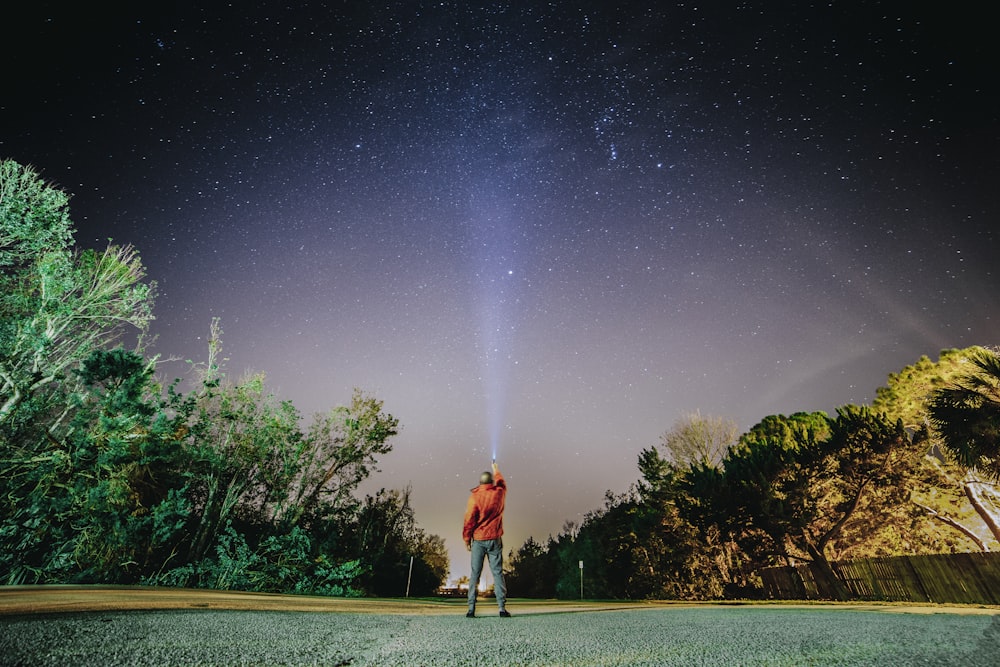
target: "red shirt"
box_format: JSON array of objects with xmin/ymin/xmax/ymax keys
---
[{"xmin": 463, "ymin": 469, "xmax": 506, "ymax": 542}]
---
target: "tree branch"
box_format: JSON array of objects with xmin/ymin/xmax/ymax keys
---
[{"xmin": 912, "ymin": 500, "xmax": 989, "ymax": 551}]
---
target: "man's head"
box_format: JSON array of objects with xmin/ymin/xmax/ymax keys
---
[{"xmin": 479, "ymin": 471, "xmax": 494, "ymax": 485}]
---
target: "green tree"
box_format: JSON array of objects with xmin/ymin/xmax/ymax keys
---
[
  {"xmin": 703, "ymin": 409, "xmax": 919, "ymax": 599},
  {"xmin": 659, "ymin": 411, "xmax": 738, "ymax": 468},
  {"xmin": 875, "ymin": 347, "xmax": 998, "ymax": 550},
  {"xmin": 685, "ymin": 413, "xmax": 830, "ymax": 575},
  {"xmin": 181, "ymin": 368, "xmax": 304, "ymax": 565},
  {"xmin": 0, "ymin": 160, "xmax": 154, "ymax": 427},
  {"xmin": 638, "ymin": 445, "xmax": 732, "ymax": 598},
  {"xmin": 873, "ymin": 349, "xmax": 981, "ymax": 429},
  {"xmin": 928, "ymin": 348, "xmax": 1000, "ymax": 477},
  {"xmin": 170, "ymin": 321, "xmax": 399, "ymax": 572},
  {"xmin": 0, "ymin": 159, "xmax": 431, "ymax": 595},
  {"xmin": 0, "ymin": 348, "xmax": 190, "ymax": 584},
  {"xmin": 535, "ymin": 489, "xmax": 715, "ymax": 600},
  {"xmin": 66, "ymin": 349, "xmax": 192, "ymax": 581},
  {"xmin": 343, "ymin": 486, "xmax": 447, "ymax": 596},
  {"xmin": 413, "ymin": 533, "xmax": 450, "ymax": 595},
  {"xmin": 273, "ymin": 390, "xmax": 400, "ymax": 530},
  {"xmin": 506, "ymin": 536, "xmax": 560, "ymax": 598},
  {"xmin": 928, "ymin": 348, "xmax": 1000, "ymax": 544},
  {"xmin": 0, "ymin": 160, "xmax": 73, "ymax": 274}
]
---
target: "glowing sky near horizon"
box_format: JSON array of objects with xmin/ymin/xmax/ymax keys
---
[{"xmin": 3, "ymin": 2, "xmax": 998, "ymax": 578}]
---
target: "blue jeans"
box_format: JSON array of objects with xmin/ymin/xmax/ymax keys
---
[{"xmin": 468, "ymin": 538, "xmax": 506, "ymax": 612}]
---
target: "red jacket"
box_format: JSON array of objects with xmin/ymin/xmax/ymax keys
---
[{"xmin": 463, "ymin": 469, "xmax": 506, "ymax": 542}]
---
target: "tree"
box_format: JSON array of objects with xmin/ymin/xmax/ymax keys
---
[
  {"xmin": 341, "ymin": 486, "xmax": 447, "ymax": 596},
  {"xmin": 638, "ymin": 446, "xmax": 731, "ymax": 598},
  {"xmin": 273, "ymin": 390, "xmax": 400, "ymax": 529},
  {"xmin": 876, "ymin": 347, "xmax": 999, "ymax": 549},
  {"xmin": 0, "ymin": 160, "xmax": 73, "ymax": 273},
  {"xmin": 697, "ymin": 412, "xmax": 831, "ymax": 572},
  {"xmin": 414, "ymin": 533, "xmax": 450, "ymax": 594},
  {"xmin": 929, "ymin": 348, "xmax": 1000, "ymax": 478},
  {"xmin": 505, "ymin": 485, "xmax": 723, "ymax": 601},
  {"xmin": 0, "ymin": 348, "xmax": 191, "ymax": 584},
  {"xmin": 181, "ymin": 371, "xmax": 304, "ymax": 564},
  {"xmin": 801, "ymin": 407, "xmax": 920, "ymax": 590},
  {"xmin": 659, "ymin": 411, "xmax": 738, "ymax": 468},
  {"xmin": 703, "ymin": 409, "xmax": 919, "ymax": 600},
  {"xmin": 928, "ymin": 348, "xmax": 1000, "ymax": 543},
  {"xmin": 0, "ymin": 313, "xmax": 414, "ymax": 595},
  {"xmin": 0, "ymin": 160, "xmax": 154, "ymax": 427},
  {"xmin": 0, "ymin": 160, "xmax": 435, "ymax": 596},
  {"xmin": 506, "ymin": 536, "xmax": 559, "ymax": 598}
]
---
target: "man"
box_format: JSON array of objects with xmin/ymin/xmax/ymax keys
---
[{"xmin": 463, "ymin": 460, "xmax": 510, "ymax": 617}]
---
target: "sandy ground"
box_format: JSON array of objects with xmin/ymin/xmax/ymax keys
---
[
  {"xmin": 1, "ymin": 585, "xmax": 998, "ymax": 617},
  {"xmin": 0, "ymin": 586, "xmax": 651, "ymax": 616}
]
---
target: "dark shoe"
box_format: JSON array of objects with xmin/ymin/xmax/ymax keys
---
[
  {"xmin": 499, "ymin": 610, "xmax": 511, "ymax": 618},
  {"xmin": 466, "ymin": 611, "xmax": 475, "ymax": 618}
]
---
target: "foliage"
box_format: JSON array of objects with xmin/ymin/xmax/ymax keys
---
[
  {"xmin": 510, "ymin": 404, "xmax": 951, "ymax": 601},
  {"xmin": 659, "ymin": 411, "xmax": 738, "ymax": 468},
  {"xmin": 0, "ymin": 160, "xmax": 74, "ymax": 271},
  {"xmin": 505, "ymin": 536, "xmax": 560, "ymax": 598},
  {"xmin": 929, "ymin": 348, "xmax": 1000, "ymax": 479},
  {"xmin": 686, "ymin": 408, "xmax": 922, "ymax": 599},
  {"xmin": 152, "ymin": 524, "xmax": 364, "ymax": 596},
  {"xmin": 0, "ymin": 336, "xmax": 434, "ymax": 594},
  {"xmin": 0, "ymin": 163, "xmax": 443, "ymax": 596},
  {"xmin": 0, "ymin": 160, "xmax": 155, "ymax": 427},
  {"xmin": 872, "ymin": 347, "xmax": 999, "ymax": 550},
  {"xmin": 340, "ymin": 487, "xmax": 448, "ymax": 597},
  {"xmin": 508, "ymin": 483, "xmax": 725, "ymax": 601}
]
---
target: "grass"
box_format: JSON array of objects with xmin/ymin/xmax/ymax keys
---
[{"xmin": 1, "ymin": 587, "xmax": 998, "ymax": 665}]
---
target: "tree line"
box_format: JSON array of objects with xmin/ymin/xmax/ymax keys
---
[
  {"xmin": 507, "ymin": 348, "xmax": 1000, "ymax": 600},
  {"xmin": 0, "ymin": 159, "xmax": 448, "ymax": 595}
]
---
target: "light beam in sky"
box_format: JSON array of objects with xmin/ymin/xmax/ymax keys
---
[{"xmin": 468, "ymin": 192, "xmax": 519, "ymax": 462}]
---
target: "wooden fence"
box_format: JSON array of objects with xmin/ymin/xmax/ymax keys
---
[{"xmin": 759, "ymin": 553, "xmax": 1000, "ymax": 604}]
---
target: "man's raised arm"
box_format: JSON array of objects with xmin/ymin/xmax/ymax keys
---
[{"xmin": 492, "ymin": 461, "xmax": 505, "ymax": 488}]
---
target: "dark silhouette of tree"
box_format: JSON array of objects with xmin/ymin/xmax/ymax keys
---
[{"xmin": 505, "ymin": 536, "xmax": 559, "ymax": 598}]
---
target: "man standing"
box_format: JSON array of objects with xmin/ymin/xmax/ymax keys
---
[{"xmin": 463, "ymin": 460, "xmax": 510, "ymax": 617}]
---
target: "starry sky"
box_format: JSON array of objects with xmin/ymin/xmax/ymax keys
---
[{"xmin": 3, "ymin": 2, "xmax": 998, "ymax": 579}]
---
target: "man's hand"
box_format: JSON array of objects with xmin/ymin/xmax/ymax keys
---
[{"xmin": 465, "ymin": 540, "xmax": 472, "ymax": 552}]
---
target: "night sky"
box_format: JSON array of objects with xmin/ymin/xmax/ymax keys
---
[{"xmin": 4, "ymin": 2, "xmax": 998, "ymax": 579}]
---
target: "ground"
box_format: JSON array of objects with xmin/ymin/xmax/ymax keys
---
[{"xmin": 1, "ymin": 587, "xmax": 998, "ymax": 665}]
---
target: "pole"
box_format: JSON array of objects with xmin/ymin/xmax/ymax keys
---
[
  {"xmin": 579, "ymin": 560, "xmax": 584, "ymax": 600},
  {"xmin": 405, "ymin": 555, "xmax": 414, "ymax": 597}
]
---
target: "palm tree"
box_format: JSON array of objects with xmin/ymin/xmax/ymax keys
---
[
  {"xmin": 929, "ymin": 348, "xmax": 1000, "ymax": 479},
  {"xmin": 928, "ymin": 348, "xmax": 1000, "ymax": 544}
]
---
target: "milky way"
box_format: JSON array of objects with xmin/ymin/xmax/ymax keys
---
[{"xmin": 4, "ymin": 2, "xmax": 998, "ymax": 576}]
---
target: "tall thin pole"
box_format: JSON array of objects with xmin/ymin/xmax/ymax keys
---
[
  {"xmin": 579, "ymin": 560, "xmax": 584, "ymax": 600},
  {"xmin": 405, "ymin": 555, "xmax": 414, "ymax": 597}
]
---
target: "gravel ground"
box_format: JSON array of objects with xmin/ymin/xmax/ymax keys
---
[{"xmin": 1, "ymin": 606, "xmax": 997, "ymax": 666}]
